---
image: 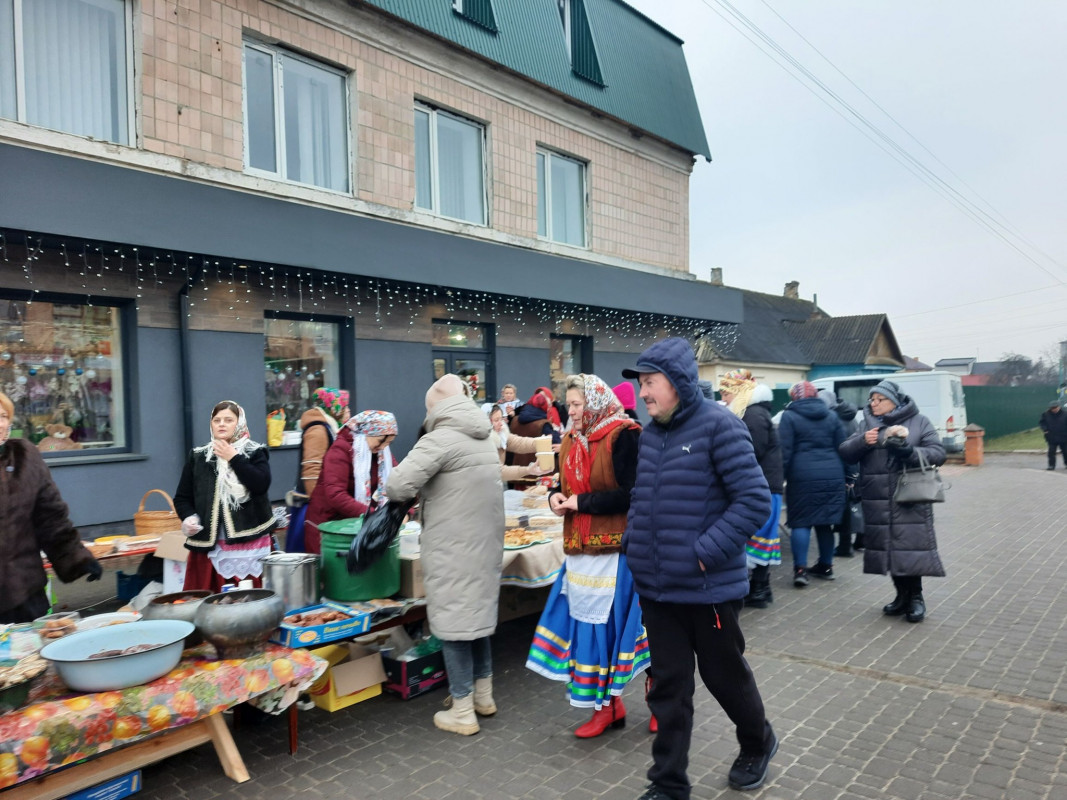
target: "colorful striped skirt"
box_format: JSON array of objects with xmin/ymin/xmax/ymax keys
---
[
  {"xmin": 746, "ymin": 492, "xmax": 783, "ymax": 567},
  {"xmin": 525, "ymin": 554, "xmax": 650, "ymax": 709}
]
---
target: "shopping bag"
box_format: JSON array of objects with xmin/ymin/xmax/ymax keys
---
[
  {"xmin": 266, "ymin": 409, "xmax": 286, "ymax": 447},
  {"xmin": 346, "ymin": 501, "xmax": 407, "ymax": 574}
]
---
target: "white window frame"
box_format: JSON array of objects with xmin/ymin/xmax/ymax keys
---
[
  {"xmin": 2, "ymin": 0, "xmax": 134, "ymax": 144},
  {"xmin": 414, "ymin": 102, "xmax": 488, "ymax": 226},
  {"xmin": 537, "ymin": 147, "xmax": 587, "ymax": 247},
  {"xmin": 452, "ymin": 0, "xmax": 463, "ymax": 11},
  {"xmin": 241, "ymin": 39, "xmax": 352, "ymax": 194}
]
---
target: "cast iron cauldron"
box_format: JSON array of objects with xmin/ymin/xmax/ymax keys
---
[
  {"xmin": 194, "ymin": 589, "xmax": 285, "ymax": 659},
  {"xmin": 141, "ymin": 590, "xmax": 212, "ymax": 647}
]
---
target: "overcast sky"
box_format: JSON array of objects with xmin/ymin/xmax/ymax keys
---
[{"xmin": 625, "ymin": 0, "xmax": 1067, "ymax": 368}]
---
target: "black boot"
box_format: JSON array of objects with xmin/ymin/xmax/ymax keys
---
[
  {"xmin": 852, "ymin": 534, "xmax": 865, "ymax": 551},
  {"xmin": 883, "ymin": 590, "xmax": 909, "ymax": 616},
  {"xmin": 744, "ymin": 566, "xmax": 772, "ymax": 608},
  {"xmin": 906, "ymin": 593, "xmax": 926, "ymax": 623}
]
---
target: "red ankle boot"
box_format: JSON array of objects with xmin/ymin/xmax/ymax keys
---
[
  {"xmin": 645, "ymin": 676, "xmax": 658, "ymax": 733},
  {"xmin": 574, "ymin": 698, "xmax": 626, "ymax": 738}
]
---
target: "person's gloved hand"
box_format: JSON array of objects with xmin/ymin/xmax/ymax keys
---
[
  {"xmin": 181, "ymin": 515, "xmax": 203, "ymax": 537},
  {"xmin": 884, "ymin": 436, "xmax": 914, "ymax": 460},
  {"xmin": 85, "ymin": 557, "xmax": 103, "ymax": 582}
]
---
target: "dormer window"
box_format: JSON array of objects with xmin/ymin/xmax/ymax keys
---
[
  {"xmin": 556, "ymin": 0, "xmax": 604, "ymax": 86},
  {"xmin": 452, "ymin": 0, "xmax": 497, "ymax": 34}
]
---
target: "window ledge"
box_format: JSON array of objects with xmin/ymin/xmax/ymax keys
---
[{"xmin": 45, "ymin": 452, "xmax": 150, "ymax": 467}]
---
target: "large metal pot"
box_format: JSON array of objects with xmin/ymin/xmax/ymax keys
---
[
  {"xmin": 141, "ymin": 590, "xmax": 211, "ymax": 646},
  {"xmin": 194, "ymin": 589, "xmax": 285, "ymax": 659},
  {"xmin": 259, "ymin": 552, "xmax": 319, "ymax": 612}
]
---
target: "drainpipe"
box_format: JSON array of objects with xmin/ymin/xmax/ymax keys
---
[{"xmin": 178, "ymin": 265, "xmax": 204, "ymax": 454}]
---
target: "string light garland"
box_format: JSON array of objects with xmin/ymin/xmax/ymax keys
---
[{"xmin": 0, "ymin": 229, "xmax": 741, "ymax": 355}]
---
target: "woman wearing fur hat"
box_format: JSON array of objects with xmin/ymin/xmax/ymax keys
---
[
  {"xmin": 718, "ymin": 371, "xmax": 783, "ymax": 608},
  {"xmin": 304, "ymin": 410, "xmax": 397, "ymax": 555},
  {"xmin": 0, "ymin": 392, "xmax": 103, "ymax": 622},
  {"xmin": 780, "ymin": 381, "xmax": 847, "ymax": 587},
  {"xmin": 175, "ymin": 400, "xmax": 275, "ymax": 592},
  {"xmin": 387, "ymin": 375, "xmax": 505, "ymax": 735},
  {"xmin": 839, "ymin": 380, "xmax": 945, "ymax": 623}
]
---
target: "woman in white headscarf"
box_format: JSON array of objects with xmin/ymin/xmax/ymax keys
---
[
  {"xmin": 175, "ymin": 400, "xmax": 274, "ymax": 592},
  {"xmin": 304, "ymin": 410, "xmax": 398, "ymax": 555}
]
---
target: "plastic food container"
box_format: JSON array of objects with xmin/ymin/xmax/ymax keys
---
[{"xmin": 34, "ymin": 611, "xmax": 81, "ymax": 642}]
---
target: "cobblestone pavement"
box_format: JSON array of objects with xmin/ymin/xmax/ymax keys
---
[{"xmin": 69, "ymin": 453, "xmax": 1067, "ymax": 799}]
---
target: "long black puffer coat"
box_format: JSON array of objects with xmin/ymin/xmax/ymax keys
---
[
  {"xmin": 779, "ymin": 397, "xmax": 846, "ymax": 527},
  {"xmin": 742, "ymin": 399, "xmax": 783, "ymax": 494},
  {"xmin": 839, "ymin": 397, "xmax": 946, "ymax": 577}
]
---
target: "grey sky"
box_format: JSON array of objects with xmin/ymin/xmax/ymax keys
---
[{"xmin": 625, "ymin": 0, "xmax": 1067, "ymax": 366}]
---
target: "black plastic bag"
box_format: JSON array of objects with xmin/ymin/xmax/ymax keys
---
[{"xmin": 346, "ymin": 500, "xmax": 407, "ymax": 574}]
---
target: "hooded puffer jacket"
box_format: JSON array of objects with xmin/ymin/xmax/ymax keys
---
[
  {"xmin": 779, "ymin": 397, "xmax": 847, "ymax": 527},
  {"xmin": 622, "ymin": 338, "xmax": 771, "ymax": 604},
  {"xmin": 839, "ymin": 397, "xmax": 946, "ymax": 577},
  {"xmin": 386, "ymin": 394, "xmax": 505, "ymax": 640}
]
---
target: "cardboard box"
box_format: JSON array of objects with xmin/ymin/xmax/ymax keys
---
[
  {"xmin": 308, "ymin": 643, "xmax": 386, "ymax": 711},
  {"xmin": 153, "ymin": 530, "xmax": 189, "ymax": 562},
  {"xmin": 382, "ymin": 650, "xmax": 447, "ymax": 699},
  {"xmin": 271, "ymin": 602, "xmax": 372, "ymax": 648},
  {"xmin": 66, "ymin": 770, "xmax": 141, "ymax": 800},
  {"xmin": 399, "ymin": 555, "xmax": 425, "ymax": 598}
]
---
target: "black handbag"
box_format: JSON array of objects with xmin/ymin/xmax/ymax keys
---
[
  {"xmin": 346, "ymin": 500, "xmax": 407, "ymax": 574},
  {"xmin": 893, "ymin": 450, "xmax": 945, "ymax": 504}
]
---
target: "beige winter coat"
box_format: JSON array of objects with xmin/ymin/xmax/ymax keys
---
[{"xmin": 386, "ymin": 394, "xmax": 505, "ymax": 640}]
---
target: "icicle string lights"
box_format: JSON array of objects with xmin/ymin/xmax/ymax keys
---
[{"xmin": 0, "ymin": 230, "xmax": 741, "ymax": 354}]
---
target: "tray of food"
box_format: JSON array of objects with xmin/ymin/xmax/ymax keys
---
[{"xmin": 504, "ymin": 528, "xmax": 552, "ymax": 550}]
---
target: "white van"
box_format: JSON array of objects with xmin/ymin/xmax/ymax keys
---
[{"xmin": 810, "ymin": 371, "xmax": 968, "ymax": 452}]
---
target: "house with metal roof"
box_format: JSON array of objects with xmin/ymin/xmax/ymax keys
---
[{"xmin": 0, "ymin": 0, "xmax": 728, "ymax": 524}]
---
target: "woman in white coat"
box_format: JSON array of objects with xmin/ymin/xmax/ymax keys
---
[{"xmin": 386, "ymin": 374, "xmax": 505, "ymax": 735}]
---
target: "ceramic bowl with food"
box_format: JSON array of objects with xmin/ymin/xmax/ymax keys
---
[
  {"xmin": 195, "ymin": 589, "xmax": 285, "ymax": 659},
  {"xmin": 75, "ymin": 611, "xmax": 142, "ymax": 632},
  {"xmin": 40, "ymin": 620, "xmax": 194, "ymax": 692}
]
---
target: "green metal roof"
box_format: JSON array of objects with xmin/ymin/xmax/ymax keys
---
[{"xmin": 363, "ymin": 0, "xmax": 711, "ymax": 159}]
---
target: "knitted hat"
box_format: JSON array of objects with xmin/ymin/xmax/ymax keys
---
[
  {"xmin": 425, "ymin": 374, "xmax": 468, "ymax": 412},
  {"xmin": 789, "ymin": 381, "xmax": 819, "ymax": 401},
  {"xmin": 718, "ymin": 369, "xmax": 756, "ymax": 417},
  {"xmin": 1050, "ymin": 400, "xmax": 1062, "ymax": 409},
  {"xmin": 612, "ymin": 382, "xmax": 637, "ymax": 411},
  {"xmin": 869, "ymin": 380, "xmax": 903, "ymax": 407}
]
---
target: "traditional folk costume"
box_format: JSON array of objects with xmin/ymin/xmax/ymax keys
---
[
  {"xmin": 175, "ymin": 401, "xmax": 275, "ymax": 592},
  {"xmin": 526, "ymin": 375, "xmax": 650, "ymax": 736}
]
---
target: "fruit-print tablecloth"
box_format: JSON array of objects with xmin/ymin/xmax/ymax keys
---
[{"xmin": 0, "ymin": 642, "xmax": 326, "ymax": 789}]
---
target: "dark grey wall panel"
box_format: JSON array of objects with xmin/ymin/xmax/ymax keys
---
[
  {"xmin": 495, "ymin": 347, "xmax": 550, "ymax": 402},
  {"xmin": 0, "ymin": 145, "xmax": 743, "ymax": 323},
  {"xmin": 51, "ymin": 327, "xmax": 185, "ymax": 526},
  {"xmin": 354, "ymin": 339, "xmax": 433, "ymax": 458}
]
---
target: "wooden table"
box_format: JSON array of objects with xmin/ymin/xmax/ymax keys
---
[{"xmin": 0, "ymin": 644, "xmax": 326, "ymax": 797}]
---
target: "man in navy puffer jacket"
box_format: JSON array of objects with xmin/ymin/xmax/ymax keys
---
[{"xmin": 621, "ymin": 338, "xmax": 778, "ymax": 798}]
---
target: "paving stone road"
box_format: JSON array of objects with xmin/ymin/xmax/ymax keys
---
[{"xmin": 56, "ymin": 453, "xmax": 1067, "ymax": 799}]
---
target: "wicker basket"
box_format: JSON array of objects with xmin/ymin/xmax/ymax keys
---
[{"xmin": 133, "ymin": 489, "xmax": 182, "ymax": 536}]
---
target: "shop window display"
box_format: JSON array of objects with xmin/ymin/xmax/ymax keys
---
[
  {"xmin": 264, "ymin": 317, "xmax": 341, "ymax": 433},
  {"xmin": 0, "ymin": 298, "xmax": 125, "ymax": 450}
]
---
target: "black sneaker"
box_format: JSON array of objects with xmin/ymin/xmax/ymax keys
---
[
  {"xmin": 808, "ymin": 562, "xmax": 835, "ymax": 580},
  {"xmin": 636, "ymin": 784, "xmax": 675, "ymax": 800},
  {"xmin": 728, "ymin": 731, "xmax": 779, "ymax": 790},
  {"xmin": 793, "ymin": 567, "xmax": 808, "ymax": 587}
]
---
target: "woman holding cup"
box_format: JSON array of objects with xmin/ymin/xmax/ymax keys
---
[
  {"xmin": 526, "ymin": 374, "xmax": 650, "ymax": 737},
  {"xmin": 487, "ymin": 405, "xmax": 555, "ymax": 482}
]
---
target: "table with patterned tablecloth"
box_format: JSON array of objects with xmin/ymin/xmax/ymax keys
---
[{"xmin": 0, "ymin": 643, "xmax": 326, "ymax": 798}]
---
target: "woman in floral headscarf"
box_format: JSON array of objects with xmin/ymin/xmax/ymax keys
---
[
  {"xmin": 718, "ymin": 370, "xmax": 783, "ymax": 609},
  {"xmin": 304, "ymin": 410, "xmax": 397, "ymax": 555},
  {"xmin": 526, "ymin": 374, "xmax": 650, "ymax": 738},
  {"xmin": 176, "ymin": 400, "xmax": 274, "ymax": 592}
]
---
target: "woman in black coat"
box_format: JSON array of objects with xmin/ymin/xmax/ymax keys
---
[
  {"xmin": 779, "ymin": 382, "xmax": 846, "ymax": 587},
  {"xmin": 840, "ymin": 380, "xmax": 945, "ymax": 623}
]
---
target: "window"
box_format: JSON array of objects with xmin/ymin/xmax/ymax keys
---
[
  {"xmin": 264, "ymin": 315, "xmax": 343, "ymax": 435},
  {"xmin": 414, "ymin": 104, "xmax": 487, "ymax": 225},
  {"xmin": 537, "ymin": 149, "xmax": 586, "ymax": 246},
  {"xmin": 549, "ymin": 334, "xmax": 591, "ymax": 400},
  {"xmin": 0, "ymin": 296, "xmax": 127, "ymax": 451},
  {"xmin": 452, "ymin": 0, "xmax": 497, "ymax": 33},
  {"xmin": 243, "ymin": 41, "xmax": 349, "ymax": 193},
  {"xmin": 1, "ymin": 0, "xmax": 131, "ymax": 143},
  {"xmin": 556, "ymin": 0, "xmax": 604, "ymax": 85},
  {"xmin": 432, "ymin": 321, "xmax": 492, "ymax": 402}
]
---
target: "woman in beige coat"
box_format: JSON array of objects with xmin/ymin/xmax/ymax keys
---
[{"xmin": 386, "ymin": 375, "xmax": 505, "ymax": 735}]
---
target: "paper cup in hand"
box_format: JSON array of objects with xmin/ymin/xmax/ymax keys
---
[
  {"xmin": 534, "ymin": 436, "xmax": 553, "ymax": 453},
  {"xmin": 536, "ymin": 451, "xmax": 555, "ymax": 471}
]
